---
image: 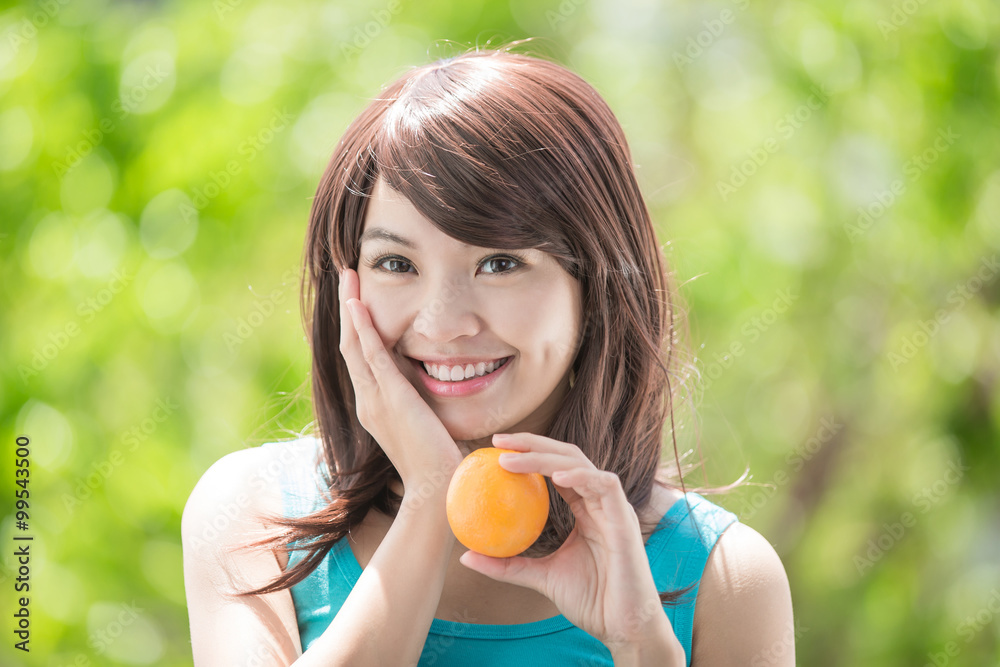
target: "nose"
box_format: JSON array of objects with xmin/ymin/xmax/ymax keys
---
[{"xmin": 412, "ymin": 278, "xmax": 481, "ymax": 340}]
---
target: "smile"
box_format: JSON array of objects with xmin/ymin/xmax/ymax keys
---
[
  {"xmin": 408, "ymin": 356, "xmax": 514, "ymax": 397},
  {"xmin": 420, "ymin": 357, "xmax": 511, "ymax": 382}
]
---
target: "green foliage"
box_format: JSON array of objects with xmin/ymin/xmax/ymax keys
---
[{"xmin": 1, "ymin": 0, "xmax": 998, "ymax": 664}]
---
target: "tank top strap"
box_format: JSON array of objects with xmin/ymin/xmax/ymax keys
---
[
  {"xmin": 260, "ymin": 436, "xmax": 327, "ymax": 552},
  {"xmin": 261, "ymin": 435, "xmax": 336, "ymax": 642},
  {"xmin": 645, "ymin": 491, "xmax": 739, "ymax": 667}
]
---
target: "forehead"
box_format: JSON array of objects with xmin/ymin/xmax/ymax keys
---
[
  {"xmin": 367, "ymin": 176, "xmax": 412, "ymax": 211},
  {"xmin": 361, "ymin": 178, "xmax": 515, "ymax": 254},
  {"xmin": 361, "ymin": 178, "xmax": 465, "ymax": 246}
]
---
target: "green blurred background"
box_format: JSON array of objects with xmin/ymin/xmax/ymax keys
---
[{"xmin": 1, "ymin": 0, "xmax": 998, "ymax": 664}]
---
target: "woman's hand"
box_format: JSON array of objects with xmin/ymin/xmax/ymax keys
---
[
  {"xmin": 459, "ymin": 432, "xmax": 686, "ymax": 664},
  {"xmin": 339, "ymin": 266, "xmax": 464, "ymax": 496}
]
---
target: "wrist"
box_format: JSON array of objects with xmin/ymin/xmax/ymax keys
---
[
  {"xmin": 607, "ymin": 617, "xmax": 686, "ymax": 667},
  {"xmin": 610, "ymin": 642, "xmax": 685, "ymax": 667},
  {"xmin": 398, "ymin": 460, "xmax": 458, "ymax": 501},
  {"xmin": 399, "ymin": 482, "xmax": 448, "ymax": 515},
  {"xmin": 397, "ymin": 466, "xmax": 457, "ymax": 521}
]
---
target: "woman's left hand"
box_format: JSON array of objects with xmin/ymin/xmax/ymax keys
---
[{"xmin": 459, "ymin": 432, "xmax": 686, "ymax": 664}]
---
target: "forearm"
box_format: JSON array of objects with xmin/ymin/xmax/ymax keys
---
[{"xmin": 293, "ymin": 486, "xmax": 456, "ymax": 666}]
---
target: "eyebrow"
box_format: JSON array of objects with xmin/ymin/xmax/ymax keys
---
[
  {"xmin": 360, "ymin": 227, "xmax": 416, "ymax": 248},
  {"xmin": 360, "ymin": 226, "xmax": 484, "ymax": 251}
]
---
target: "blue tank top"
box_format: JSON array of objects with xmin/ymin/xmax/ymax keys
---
[{"xmin": 265, "ymin": 437, "xmax": 738, "ymax": 667}]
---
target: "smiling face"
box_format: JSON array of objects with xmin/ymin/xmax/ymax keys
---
[{"xmin": 356, "ymin": 177, "xmax": 584, "ymax": 450}]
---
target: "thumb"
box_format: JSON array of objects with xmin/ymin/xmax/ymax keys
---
[{"xmin": 459, "ymin": 550, "xmax": 548, "ymax": 594}]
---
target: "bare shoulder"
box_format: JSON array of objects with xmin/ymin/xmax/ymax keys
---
[
  {"xmin": 184, "ymin": 438, "xmax": 321, "ymax": 522},
  {"xmin": 691, "ymin": 522, "xmax": 795, "ymax": 666},
  {"xmin": 181, "ymin": 442, "xmax": 311, "ymax": 665},
  {"xmin": 182, "ymin": 445, "xmax": 283, "ymax": 537}
]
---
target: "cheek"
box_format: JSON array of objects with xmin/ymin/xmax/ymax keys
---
[
  {"xmin": 501, "ymin": 293, "xmax": 580, "ymax": 367},
  {"xmin": 360, "ymin": 293, "xmax": 407, "ymax": 346}
]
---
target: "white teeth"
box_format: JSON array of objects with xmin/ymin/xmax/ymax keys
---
[{"xmin": 422, "ymin": 357, "xmax": 507, "ymax": 382}]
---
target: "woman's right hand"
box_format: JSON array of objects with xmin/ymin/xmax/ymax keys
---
[{"xmin": 338, "ymin": 265, "xmax": 464, "ymax": 499}]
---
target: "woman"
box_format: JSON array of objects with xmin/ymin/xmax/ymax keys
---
[{"xmin": 182, "ymin": 45, "xmax": 794, "ymax": 666}]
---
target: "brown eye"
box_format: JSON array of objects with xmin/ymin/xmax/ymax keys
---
[
  {"xmin": 381, "ymin": 258, "xmax": 412, "ymax": 273},
  {"xmin": 364, "ymin": 252, "xmax": 526, "ymax": 276},
  {"xmin": 480, "ymin": 256, "xmax": 521, "ymax": 275},
  {"xmin": 366, "ymin": 254, "xmax": 413, "ymax": 273}
]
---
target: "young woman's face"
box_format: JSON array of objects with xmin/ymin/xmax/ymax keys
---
[{"xmin": 356, "ymin": 177, "xmax": 583, "ymax": 449}]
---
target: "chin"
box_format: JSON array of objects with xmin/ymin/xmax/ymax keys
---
[
  {"xmin": 443, "ymin": 423, "xmax": 498, "ymax": 444},
  {"xmin": 436, "ymin": 412, "xmax": 507, "ymax": 444}
]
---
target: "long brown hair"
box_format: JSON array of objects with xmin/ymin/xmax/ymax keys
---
[{"xmin": 229, "ymin": 43, "xmax": 733, "ymax": 606}]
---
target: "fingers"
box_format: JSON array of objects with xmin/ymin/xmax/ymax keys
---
[
  {"xmin": 346, "ymin": 298, "xmax": 395, "ymax": 382},
  {"xmin": 551, "ymin": 467, "xmax": 624, "ymax": 503},
  {"xmin": 549, "ymin": 466, "xmax": 644, "ymax": 555},
  {"xmin": 496, "ymin": 444, "xmax": 594, "ymax": 480},
  {"xmin": 496, "ymin": 437, "xmax": 638, "ymax": 533},
  {"xmin": 492, "ymin": 432, "xmax": 572, "ymax": 453},
  {"xmin": 338, "ymin": 266, "xmax": 357, "ymax": 352},
  {"xmin": 459, "ymin": 549, "xmax": 549, "ymax": 594},
  {"xmin": 492, "ymin": 433, "xmax": 595, "ymax": 487},
  {"xmin": 493, "ymin": 433, "xmax": 600, "ymax": 496},
  {"xmin": 340, "ymin": 267, "xmax": 408, "ymax": 393},
  {"xmin": 338, "ymin": 268, "xmax": 376, "ymax": 389}
]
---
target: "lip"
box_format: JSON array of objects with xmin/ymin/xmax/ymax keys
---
[
  {"xmin": 410, "ymin": 355, "xmax": 510, "ymax": 366},
  {"xmin": 409, "ymin": 355, "xmax": 513, "ymax": 397}
]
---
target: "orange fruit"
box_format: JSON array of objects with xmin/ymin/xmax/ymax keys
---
[{"xmin": 446, "ymin": 447, "xmax": 550, "ymax": 558}]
